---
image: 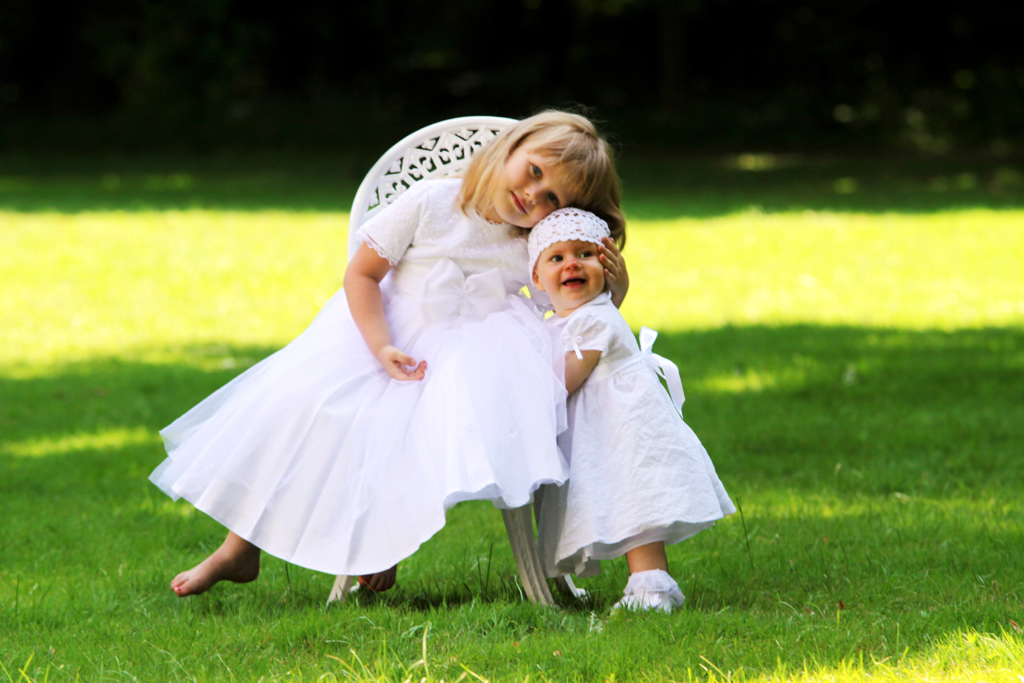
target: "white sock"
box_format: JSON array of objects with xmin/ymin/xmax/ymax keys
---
[{"xmin": 613, "ymin": 569, "xmax": 685, "ymax": 613}]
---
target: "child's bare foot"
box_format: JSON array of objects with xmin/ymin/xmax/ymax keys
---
[
  {"xmin": 357, "ymin": 564, "xmax": 398, "ymax": 593},
  {"xmin": 170, "ymin": 532, "xmax": 260, "ymax": 597}
]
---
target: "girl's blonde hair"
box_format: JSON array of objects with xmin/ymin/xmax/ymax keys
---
[{"xmin": 457, "ymin": 110, "xmax": 626, "ymax": 248}]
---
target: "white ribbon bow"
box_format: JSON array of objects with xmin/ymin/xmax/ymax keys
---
[
  {"xmin": 420, "ymin": 258, "xmax": 507, "ymax": 325},
  {"xmin": 639, "ymin": 326, "xmax": 686, "ymax": 416},
  {"xmin": 572, "ymin": 336, "xmax": 584, "ymax": 360}
]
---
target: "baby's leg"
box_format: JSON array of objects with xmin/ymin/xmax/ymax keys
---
[
  {"xmin": 615, "ymin": 542, "xmax": 684, "ymax": 612},
  {"xmin": 625, "ymin": 542, "xmax": 668, "ymax": 573},
  {"xmin": 170, "ymin": 531, "xmax": 261, "ymax": 597}
]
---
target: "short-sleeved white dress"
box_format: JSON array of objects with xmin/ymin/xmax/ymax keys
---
[
  {"xmin": 150, "ymin": 179, "xmax": 568, "ymax": 576},
  {"xmin": 537, "ymin": 292, "xmax": 735, "ymax": 577}
]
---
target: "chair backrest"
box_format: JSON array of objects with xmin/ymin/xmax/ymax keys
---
[{"xmin": 347, "ymin": 116, "xmax": 518, "ymax": 261}]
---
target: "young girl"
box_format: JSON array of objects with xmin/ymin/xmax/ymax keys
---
[
  {"xmin": 151, "ymin": 111, "xmax": 630, "ymax": 596},
  {"xmin": 529, "ymin": 208, "xmax": 735, "ymax": 613}
]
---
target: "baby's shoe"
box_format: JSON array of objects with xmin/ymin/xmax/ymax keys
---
[{"xmin": 612, "ymin": 569, "xmax": 685, "ymax": 614}]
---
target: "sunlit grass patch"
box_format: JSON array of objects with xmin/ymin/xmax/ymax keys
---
[
  {"xmin": 693, "ymin": 363, "xmax": 814, "ymax": 394},
  {"xmin": 709, "ymin": 629, "xmax": 1024, "ymax": 683},
  {"xmin": 622, "ymin": 209, "xmax": 1024, "ymax": 332},
  {"xmin": 1, "ymin": 209, "xmax": 349, "ymax": 366},
  {"xmin": 4, "ymin": 207, "xmax": 1023, "ymax": 371},
  {"xmin": 0, "ymin": 426, "xmax": 159, "ymax": 458},
  {"xmin": 671, "ymin": 630, "xmax": 1024, "ymax": 683}
]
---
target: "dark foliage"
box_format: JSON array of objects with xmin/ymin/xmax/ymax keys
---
[{"xmin": 1, "ymin": 0, "xmax": 1022, "ymax": 151}]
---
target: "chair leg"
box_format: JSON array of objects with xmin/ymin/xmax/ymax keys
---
[
  {"xmin": 501, "ymin": 505, "xmax": 555, "ymax": 606},
  {"xmin": 533, "ymin": 484, "xmax": 590, "ymax": 601},
  {"xmin": 327, "ymin": 575, "xmax": 357, "ymax": 605}
]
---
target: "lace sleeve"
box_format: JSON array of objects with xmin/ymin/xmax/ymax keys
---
[{"xmin": 354, "ymin": 182, "xmax": 431, "ymax": 265}]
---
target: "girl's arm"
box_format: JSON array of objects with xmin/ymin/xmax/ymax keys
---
[
  {"xmin": 564, "ymin": 350, "xmax": 602, "ymax": 395},
  {"xmin": 599, "ymin": 237, "xmax": 629, "ymax": 308},
  {"xmin": 344, "ymin": 243, "xmax": 427, "ymax": 381}
]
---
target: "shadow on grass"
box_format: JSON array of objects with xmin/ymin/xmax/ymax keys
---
[
  {"xmin": 1, "ymin": 153, "xmax": 1022, "ymax": 217},
  {"xmin": 2, "ymin": 325, "xmax": 1022, "ymax": 493}
]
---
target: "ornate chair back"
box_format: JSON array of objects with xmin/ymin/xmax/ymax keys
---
[{"xmin": 347, "ymin": 116, "xmax": 517, "ymax": 261}]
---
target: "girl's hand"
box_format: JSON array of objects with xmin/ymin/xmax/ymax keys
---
[
  {"xmin": 376, "ymin": 345, "xmax": 427, "ymax": 381},
  {"xmin": 599, "ymin": 237, "xmax": 629, "ymax": 308}
]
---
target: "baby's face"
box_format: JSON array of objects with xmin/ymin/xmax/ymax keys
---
[{"xmin": 532, "ymin": 239, "xmax": 606, "ymax": 317}]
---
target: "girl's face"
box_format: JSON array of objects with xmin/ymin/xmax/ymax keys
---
[
  {"xmin": 532, "ymin": 239, "xmax": 606, "ymax": 317},
  {"xmin": 486, "ymin": 144, "xmax": 575, "ymax": 228}
]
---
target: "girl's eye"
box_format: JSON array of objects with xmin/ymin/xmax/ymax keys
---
[
  {"xmin": 531, "ymin": 164, "xmax": 541, "ymax": 178},
  {"xmin": 550, "ymin": 255, "xmax": 563, "ymax": 262},
  {"xmin": 547, "ymin": 192, "xmax": 560, "ymax": 207},
  {"xmin": 581, "ymin": 250, "xmax": 594, "ymax": 258}
]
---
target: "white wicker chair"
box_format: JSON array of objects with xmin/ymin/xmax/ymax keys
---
[{"xmin": 328, "ymin": 116, "xmax": 556, "ymax": 606}]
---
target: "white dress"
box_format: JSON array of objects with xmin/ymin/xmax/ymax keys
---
[
  {"xmin": 150, "ymin": 179, "xmax": 568, "ymax": 576},
  {"xmin": 537, "ymin": 292, "xmax": 735, "ymax": 577}
]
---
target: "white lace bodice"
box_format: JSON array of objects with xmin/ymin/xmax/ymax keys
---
[{"xmin": 355, "ymin": 178, "xmax": 529, "ymax": 293}]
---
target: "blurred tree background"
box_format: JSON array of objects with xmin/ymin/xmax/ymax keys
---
[{"xmin": 1, "ymin": 0, "xmax": 1022, "ymax": 153}]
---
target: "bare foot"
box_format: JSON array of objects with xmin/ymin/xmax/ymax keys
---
[
  {"xmin": 357, "ymin": 564, "xmax": 398, "ymax": 593},
  {"xmin": 170, "ymin": 532, "xmax": 260, "ymax": 597}
]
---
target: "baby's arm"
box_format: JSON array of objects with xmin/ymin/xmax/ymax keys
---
[
  {"xmin": 564, "ymin": 350, "xmax": 601, "ymax": 395},
  {"xmin": 344, "ymin": 244, "xmax": 426, "ymax": 381}
]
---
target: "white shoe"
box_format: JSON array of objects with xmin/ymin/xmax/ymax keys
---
[{"xmin": 612, "ymin": 570, "xmax": 685, "ymax": 614}]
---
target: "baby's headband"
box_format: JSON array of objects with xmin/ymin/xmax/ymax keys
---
[{"xmin": 527, "ymin": 208, "xmax": 610, "ymax": 280}]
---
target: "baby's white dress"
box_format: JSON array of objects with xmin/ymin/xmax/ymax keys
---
[
  {"xmin": 150, "ymin": 179, "xmax": 568, "ymax": 576},
  {"xmin": 537, "ymin": 292, "xmax": 735, "ymax": 577}
]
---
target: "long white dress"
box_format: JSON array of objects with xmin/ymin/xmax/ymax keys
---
[
  {"xmin": 537, "ymin": 292, "xmax": 735, "ymax": 577},
  {"xmin": 150, "ymin": 179, "xmax": 569, "ymax": 576}
]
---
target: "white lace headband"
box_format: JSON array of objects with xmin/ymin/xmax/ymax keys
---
[{"xmin": 527, "ymin": 208, "xmax": 610, "ymax": 280}]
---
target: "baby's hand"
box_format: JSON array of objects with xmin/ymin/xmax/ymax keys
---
[
  {"xmin": 377, "ymin": 345, "xmax": 427, "ymax": 381},
  {"xmin": 599, "ymin": 237, "xmax": 630, "ymax": 308}
]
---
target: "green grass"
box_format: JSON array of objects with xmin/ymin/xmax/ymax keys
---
[{"xmin": 2, "ymin": 155, "xmax": 1023, "ymax": 681}]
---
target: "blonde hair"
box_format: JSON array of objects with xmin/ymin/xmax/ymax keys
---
[{"xmin": 457, "ymin": 110, "xmax": 626, "ymax": 249}]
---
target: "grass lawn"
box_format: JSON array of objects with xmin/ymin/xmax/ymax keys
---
[{"xmin": 1, "ymin": 153, "xmax": 1023, "ymax": 682}]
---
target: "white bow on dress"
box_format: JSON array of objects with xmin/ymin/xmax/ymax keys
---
[
  {"xmin": 420, "ymin": 258, "xmax": 507, "ymax": 325},
  {"xmin": 639, "ymin": 327, "xmax": 686, "ymax": 417}
]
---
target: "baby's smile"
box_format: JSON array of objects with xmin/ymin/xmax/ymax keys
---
[{"xmin": 533, "ymin": 239, "xmax": 606, "ymax": 317}]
